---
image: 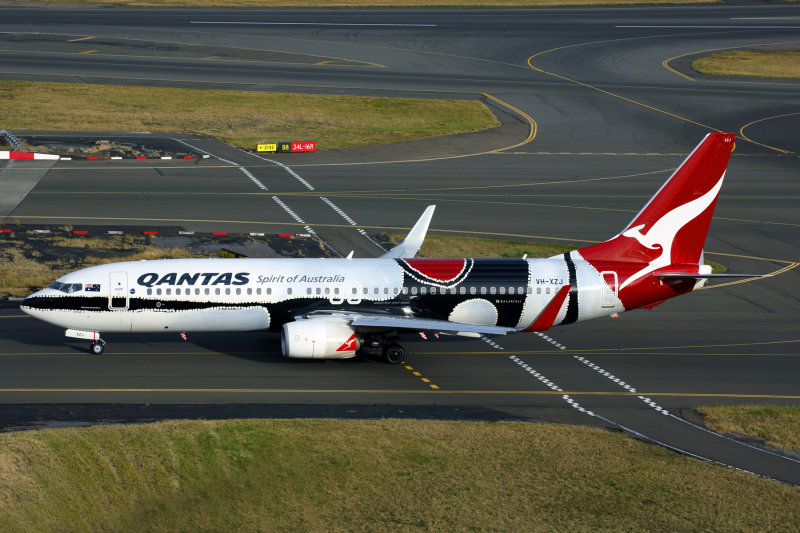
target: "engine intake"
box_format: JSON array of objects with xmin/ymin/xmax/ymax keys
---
[{"xmin": 281, "ymin": 320, "xmax": 360, "ymax": 359}]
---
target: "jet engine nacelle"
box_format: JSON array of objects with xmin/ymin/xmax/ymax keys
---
[{"xmin": 281, "ymin": 320, "xmax": 360, "ymax": 359}]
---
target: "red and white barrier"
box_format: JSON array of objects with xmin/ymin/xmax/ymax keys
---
[{"xmin": 0, "ymin": 151, "xmax": 60, "ymax": 160}]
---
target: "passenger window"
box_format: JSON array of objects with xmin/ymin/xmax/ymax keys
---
[
  {"xmin": 307, "ymin": 288, "xmax": 312, "ymax": 295},
  {"xmin": 247, "ymin": 288, "xmax": 252, "ymax": 295},
  {"xmin": 459, "ymin": 287, "xmax": 466, "ymax": 295},
  {"xmin": 394, "ymin": 288, "xmax": 400, "ymax": 295},
  {"xmin": 215, "ymin": 288, "xmax": 220, "ymax": 295},
  {"xmin": 508, "ymin": 287, "xmax": 515, "ymax": 295},
  {"xmin": 316, "ymin": 288, "xmax": 321, "ymax": 295},
  {"xmin": 480, "ymin": 287, "xmax": 487, "ymax": 295},
  {"xmin": 363, "ymin": 287, "xmax": 368, "ymax": 295},
  {"xmin": 352, "ymin": 287, "xmax": 358, "ymax": 295},
  {"xmin": 333, "ymin": 287, "xmax": 339, "ymax": 295},
  {"xmin": 537, "ymin": 287, "xmax": 541, "ymax": 294},
  {"xmin": 175, "ymin": 288, "xmax": 181, "ymax": 296},
  {"xmin": 546, "ymin": 287, "xmax": 551, "ymax": 294},
  {"xmin": 147, "ymin": 288, "xmax": 152, "ymax": 296},
  {"xmin": 267, "ymin": 288, "xmax": 272, "ymax": 295},
  {"xmin": 165, "ymin": 288, "xmax": 171, "ymax": 296},
  {"xmin": 469, "ymin": 286, "xmax": 476, "ymax": 295},
  {"xmin": 374, "ymin": 287, "xmax": 379, "ymax": 295},
  {"xmin": 225, "ymin": 288, "xmax": 230, "ymax": 295},
  {"xmin": 411, "ymin": 287, "xmax": 417, "ymax": 295},
  {"xmin": 527, "ymin": 287, "xmax": 532, "ymax": 294},
  {"xmin": 420, "ymin": 287, "xmax": 427, "ymax": 295},
  {"xmin": 384, "ymin": 287, "xmax": 389, "ymax": 295},
  {"xmin": 287, "ymin": 288, "xmax": 293, "ymax": 295},
  {"xmin": 519, "ymin": 287, "xmax": 525, "ymax": 294},
  {"xmin": 325, "ymin": 288, "xmax": 330, "ymax": 295},
  {"xmin": 499, "ymin": 287, "xmax": 506, "ymax": 295},
  {"xmin": 256, "ymin": 288, "xmax": 262, "ymax": 295},
  {"xmin": 156, "ymin": 288, "xmax": 162, "ymax": 296},
  {"xmin": 205, "ymin": 288, "xmax": 210, "ymax": 295},
  {"xmin": 402, "ymin": 287, "xmax": 409, "ymax": 295},
  {"xmin": 236, "ymin": 288, "xmax": 241, "ymax": 295},
  {"xmin": 489, "ymin": 287, "xmax": 496, "ymax": 295}
]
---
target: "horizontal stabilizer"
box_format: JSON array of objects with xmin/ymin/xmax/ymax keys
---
[
  {"xmin": 381, "ymin": 205, "xmax": 435, "ymax": 259},
  {"xmin": 654, "ymin": 272, "xmax": 771, "ymax": 279}
]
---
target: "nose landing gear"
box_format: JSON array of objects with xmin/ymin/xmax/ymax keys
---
[{"xmin": 90, "ymin": 338, "xmax": 106, "ymax": 355}]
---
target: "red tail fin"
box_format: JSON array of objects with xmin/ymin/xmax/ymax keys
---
[{"xmin": 579, "ymin": 133, "xmax": 735, "ymax": 295}]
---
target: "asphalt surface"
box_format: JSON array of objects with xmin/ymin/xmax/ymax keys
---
[{"xmin": 1, "ymin": 4, "xmax": 799, "ymax": 485}]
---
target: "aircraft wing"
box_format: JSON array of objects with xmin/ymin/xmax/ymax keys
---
[
  {"xmin": 381, "ymin": 205, "xmax": 436, "ymax": 259},
  {"xmin": 350, "ymin": 313, "xmax": 515, "ymax": 335},
  {"xmin": 297, "ymin": 310, "xmax": 514, "ymax": 335}
]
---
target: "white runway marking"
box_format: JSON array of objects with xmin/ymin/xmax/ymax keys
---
[{"xmin": 239, "ymin": 167, "xmax": 268, "ymax": 191}]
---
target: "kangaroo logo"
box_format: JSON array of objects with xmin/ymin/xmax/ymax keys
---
[{"xmin": 619, "ymin": 175, "xmax": 724, "ymax": 290}]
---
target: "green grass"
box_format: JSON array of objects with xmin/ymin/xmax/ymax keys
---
[
  {"xmin": 0, "ymin": 81, "xmax": 499, "ymax": 151},
  {"xmin": 0, "ymin": 232, "xmax": 196, "ymax": 297},
  {"xmin": 387, "ymin": 233, "xmax": 575, "ymax": 258},
  {"xmin": 0, "ymin": 418, "xmax": 798, "ymax": 531},
  {"xmin": 696, "ymin": 405, "xmax": 800, "ymax": 454},
  {"xmin": 692, "ymin": 51, "xmax": 800, "ymax": 79}
]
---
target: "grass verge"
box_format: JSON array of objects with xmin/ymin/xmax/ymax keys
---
[
  {"xmin": 692, "ymin": 51, "xmax": 800, "ymax": 79},
  {"xmin": 0, "ymin": 81, "xmax": 499, "ymax": 151},
  {"xmin": 0, "ymin": 418, "xmax": 798, "ymax": 531},
  {"xmin": 386, "ymin": 233, "xmax": 575, "ymax": 258},
  {"xmin": 0, "ymin": 232, "xmax": 196, "ymax": 297},
  {"xmin": 696, "ymin": 405, "xmax": 800, "ymax": 455}
]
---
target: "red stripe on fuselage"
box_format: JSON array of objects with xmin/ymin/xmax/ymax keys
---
[
  {"xmin": 403, "ymin": 258, "xmax": 466, "ymax": 282},
  {"xmin": 524, "ymin": 285, "xmax": 571, "ymax": 332}
]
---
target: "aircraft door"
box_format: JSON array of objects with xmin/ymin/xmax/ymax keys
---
[
  {"xmin": 329, "ymin": 283, "xmax": 344, "ymax": 305},
  {"xmin": 600, "ymin": 271, "xmax": 618, "ymax": 308},
  {"xmin": 109, "ymin": 271, "xmax": 129, "ymax": 310}
]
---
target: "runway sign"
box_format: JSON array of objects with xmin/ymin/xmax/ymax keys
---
[
  {"xmin": 276, "ymin": 141, "xmax": 316, "ymax": 153},
  {"xmin": 257, "ymin": 143, "xmax": 277, "ymax": 152},
  {"xmin": 291, "ymin": 141, "xmax": 316, "ymax": 152}
]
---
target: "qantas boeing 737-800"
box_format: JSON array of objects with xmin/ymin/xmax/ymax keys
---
[{"xmin": 20, "ymin": 133, "xmax": 765, "ymax": 363}]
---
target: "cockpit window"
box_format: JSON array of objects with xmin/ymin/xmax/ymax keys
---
[{"xmin": 48, "ymin": 281, "xmax": 83, "ymax": 294}]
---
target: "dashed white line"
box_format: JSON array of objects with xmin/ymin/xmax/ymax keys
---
[
  {"xmin": 319, "ymin": 196, "xmax": 387, "ymax": 252},
  {"xmin": 244, "ymin": 151, "xmax": 315, "ymax": 190},
  {"xmin": 240, "ymin": 167, "xmax": 268, "ymax": 190}
]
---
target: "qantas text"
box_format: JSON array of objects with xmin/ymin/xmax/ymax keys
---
[{"xmin": 137, "ymin": 272, "xmax": 250, "ymax": 287}]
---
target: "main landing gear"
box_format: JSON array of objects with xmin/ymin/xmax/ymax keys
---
[
  {"xmin": 90, "ymin": 339, "xmax": 106, "ymax": 355},
  {"xmin": 361, "ymin": 333, "xmax": 406, "ymax": 364},
  {"xmin": 382, "ymin": 343, "xmax": 405, "ymax": 365}
]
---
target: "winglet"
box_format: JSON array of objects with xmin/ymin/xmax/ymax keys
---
[{"xmin": 381, "ymin": 205, "xmax": 436, "ymax": 259}]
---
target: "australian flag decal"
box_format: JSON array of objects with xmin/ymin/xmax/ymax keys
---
[{"xmin": 85, "ymin": 284, "xmax": 101, "ymax": 292}]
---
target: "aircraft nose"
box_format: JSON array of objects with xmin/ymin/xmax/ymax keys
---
[{"xmin": 20, "ymin": 290, "xmax": 47, "ymax": 314}]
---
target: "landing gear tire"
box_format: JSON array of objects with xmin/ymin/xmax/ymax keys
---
[
  {"xmin": 90, "ymin": 340, "xmax": 105, "ymax": 355},
  {"xmin": 382, "ymin": 343, "xmax": 405, "ymax": 365}
]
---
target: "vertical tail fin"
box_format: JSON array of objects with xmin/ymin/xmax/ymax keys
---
[{"xmin": 578, "ymin": 132, "xmax": 735, "ymax": 290}]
